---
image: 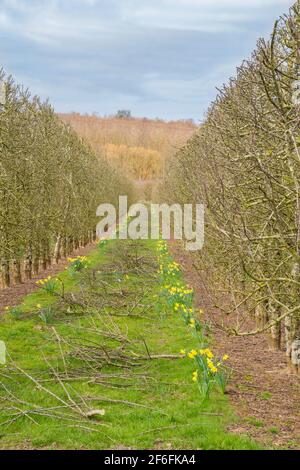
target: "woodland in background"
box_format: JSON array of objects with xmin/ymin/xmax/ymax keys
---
[
  {"xmin": 164, "ymin": 3, "xmax": 300, "ymax": 374},
  {"xmin": 60, "ymin": 113, "xmax": 196, "ymax": 184},
  {"xmin": 0, "ymin": 69, "xmax": 133, "ymax": 289}
]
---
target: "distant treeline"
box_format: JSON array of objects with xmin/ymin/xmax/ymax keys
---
[{"xmin": 59, "ymin": 113, "xmax": 196, "ymax": 182}]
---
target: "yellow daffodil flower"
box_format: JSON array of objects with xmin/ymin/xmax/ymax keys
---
[
  {"xmin": 192, "ymin": 371, "xmax": 198, "ymax": 382},
  {"xmin": 188, "ymin": 350, "xmax": 198, "ymax": 359},
  {"xmin": 207, "ymin": 358, "xmax": 218, "ymax": 374}
]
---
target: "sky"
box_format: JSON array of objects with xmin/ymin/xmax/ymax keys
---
[{"xmin": 0, "ymin": 0, "xmax": 294, "ymax": 121}]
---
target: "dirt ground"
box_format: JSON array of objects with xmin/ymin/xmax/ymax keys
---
[
  {"xmin": 170, "ymin": 242, "xmax": 300, "ymax": 450},
  {"xmin": 0, "ymin": 244, "xmax": 95, "ymax": 313}
]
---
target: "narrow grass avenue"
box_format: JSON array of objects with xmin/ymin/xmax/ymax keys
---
[{"xmin": 0, "ymin": 239, "xmax": 259, "ymax": 450}]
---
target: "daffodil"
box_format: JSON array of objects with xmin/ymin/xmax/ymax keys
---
[
  {"xmin": 206, "ymin": 349, "xmax": 214, "ymax": 359},
  {"xmin": 207, "ymin": 358, "xmax": 218, "ymax": 374},
  {"xmin": 222, "ymin": 354, "xmax": 229, "ymax": 362},
  {"xmin": 192, "ymin": 371, "xmax": 198, "ymax": 382},
  {"xmin": 199, "ymin": 348, "xmax": 214, "ymax": 359},
  {"xmin": 188, "ymin": 349, "xmax": 198, "ymax": 359}
]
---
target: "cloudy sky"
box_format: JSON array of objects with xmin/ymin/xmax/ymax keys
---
[{"xmin": 0, "ymin": 0, "xmax": 294, "ymax": 121}]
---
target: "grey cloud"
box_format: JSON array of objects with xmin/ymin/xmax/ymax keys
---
[{"xmin": 0, "ymin": 0, "xmax": 294, "ymax": 119}]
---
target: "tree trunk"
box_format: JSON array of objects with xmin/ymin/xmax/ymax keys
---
[
  {"xmin": 67, "ymin": 236, "xmax": 73, "ymax": 256},
  {"xmin": 1, "ymin": 259, "xmax": 10, "ymax": 288},
  {"xmin": 46, "ymin": 242, "xmax": 52, "ymax": 267},
  {"xmin": 287, "ymin": 261, "xmax": 300, "ymax": 374},
  {"xmin": 33, "ymin": 247, "xmax": 40, "ymax": 275},
  {"xmin": 54, "ymin": 235, "xmax": 62, "ymax": 264},
  {"xmin": 13, "ymin": 259, "xmax": 22, "ymax": 284},
  {"xmin": 62, "ymin": 237, "xmax": 67, "ymax": 258},
  {"xmin": 24, "ymin": 246, "xmax": 33, "ymax": 280},
  {"xmin": 285, "ymin": 314, "xmax": 292, "ymax": 366},
  {"xmin": 286, "ymin": 314, "xmax": 300, "ymax": 375},
  {"xmin": 255, "ymin": 302, "xmax": 268, "ymax": 329},
  {"xmin": 41, "ymin": 242, "xmax": 47, "ymax": 271},
  {"xmin": 268, "ymin": 302, "xmax": 281, "ymax": 351}
]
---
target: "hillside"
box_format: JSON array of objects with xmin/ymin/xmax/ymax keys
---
[{"xmin": 59, "ymin": 113, "xmax": 196, "ymax": 183}]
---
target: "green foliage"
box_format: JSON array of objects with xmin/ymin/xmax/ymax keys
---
[
  {"xmin": 38, "ymin": 306, "xmax": 55, "ymax": 325},
  {"xmin": 261, "ymin": 391, "xmax": 272, "ymax": 401},
  {"xmin": 9, "ymin": 307, "xmax": 23, "ymax": 321}
]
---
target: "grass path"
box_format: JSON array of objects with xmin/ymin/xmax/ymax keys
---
[{"xmin": 0, "ymin": 239, "xmax": 259, "ymax": 450}]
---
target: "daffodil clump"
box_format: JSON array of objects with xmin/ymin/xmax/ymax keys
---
[
  {"xmin": 158, "ymin": 260, "xmax": 180, "ymax": 278},
  {"xmin": 35, "ymin": 276, "xmax": 58, "ymax": 295},
  {"xmin": 68, "ymin": 256, "xmax": 89, "ymax": 274},
  {"xmin": 5, "ymin": 306, "xmax": 23, "ymax": 320},
  {"xmin": 38, "ymin": 305, "xmax": 55, "ymax": 325},
  {"xmin": 183, "ymin": 348, "xmax": 230, "ymax": 399},
  {"xmin": 157, "ymin": 239, "xmax": 230, "ymax": 400},
  {"xmin": 157, "ymin": 239, "xmax": 169, "ymax": 255},
  {"xmin": 158, "ymin": 245, "xmax": 203, "ymax": 340}
]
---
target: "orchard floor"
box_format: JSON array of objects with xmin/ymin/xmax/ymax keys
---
[
  {"xmin": 1, "ymin": 238, "xmax": 299, "ymax": 449},
  {"xmin": 0, "ymin": 239, "xmax": 259, "ymax": 450},
  {"xmin": 170, "ymin": 242, "xmax": 300, "ymax": 450}
]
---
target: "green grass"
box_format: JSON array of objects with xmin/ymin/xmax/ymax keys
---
[
  {"xmin": 0, "ymin": 239, "xmax": 259, "ymax": 450},
  {"xmin": 15, "ymin": 246, "xmax": 107, "ymax": 314}
]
